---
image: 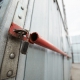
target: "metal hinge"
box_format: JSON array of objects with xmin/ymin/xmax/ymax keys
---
[{"xmin": 1, "ymin": 2, "xmax": 28, "ymax": 79}]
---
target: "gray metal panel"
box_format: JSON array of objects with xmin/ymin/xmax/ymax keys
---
[
  {"xmin": 24, "ymin": 0, "xmax": 70, "ymax": 80},
  {"xmin": 0, "ymin": 0, "xmax": 10, "ymax": 25},
  {"xmin": 77, "ymin": 35, "xmax": 80, "ymax": 43},
  {"xmin": 78, "ymin": 54, "xmax": 80, "ymax": 62},
  {"xmin": 71, "ymin": 36, "xmax": 76, "ymax": 44},
  {"xmin": 48, "ymin": 1, "xmax": 58, "ymax": 80},
  {"xmin": 77, "ymin": 44, "xmax": 80, "ymax": 53},
  {"xmin": 73, "ymin": 54, "xmax": 79, "ymax": 63},
  {"xmin": 58, "ymin": 5, "xmax": 64, "ymax": 80},
  {"xmin": 71, "ymin": 35, "xmax": 80, "ymax": 63},
  {"xmin": 24, "ymin": 46, "xmax": 46, "ymax": 80},
  {"xmin": 73, "ymin": 53, "xmax": 80, "ymax": 63},
  {"xmin": 57, "ymin": 0, "xmax": 64, "ymax": 20},
  {"xmin": 24, "ymin": 0, "xmax": 49, "ymax": 79},
  {"xmin": 61, "ymin": 14, "xmax": 71, "ymax": 80},
  {"xmin": 71, "ymin": 35, "xmax": 80, "ymax": 44},
  {"xmin": 0, "ymin": 0, "xmax": 12, "ymax": 68},
  {"xmin": 0, "ymin": 0, "xmax": 19, "ymax": 72},
  {"xmin": 48, "ymin": 1, "xmax": 64, "ymax": 80},
  {"xmin": 16, "ymin": 0, "xmax": 37, "ymax": 80},
  {"xmin": 64, "ymin": 57, "xmax": 71, "ymax": 80},
  {"xmin": 72, "ymin": 44, "xmax": 78, "ymax": 53}
]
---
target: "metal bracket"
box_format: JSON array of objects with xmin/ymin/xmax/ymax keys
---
[
  {"xmin": 9, "ymin": 23, "xmax": 29, "ymax": 41},
  {"xmin": 1, "ymin": 2, "xmax": 27, "ymax": 79},
  {"xmin": 9, "ymin": 23, "xmax": 29, "ymax": 55}
]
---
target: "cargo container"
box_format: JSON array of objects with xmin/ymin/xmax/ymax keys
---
[
  {"xmin": 0, "ymin": 0, "xmax": 71, "ymax": 80},
  {"xmin": 71, "ymin": 35, "xmax": 80, "ymax": 63}
]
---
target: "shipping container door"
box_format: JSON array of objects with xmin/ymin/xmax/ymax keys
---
[
  {"xmin": 0, "ymin": 0, "xmax": 32, "ymax": 80},
  {"xmin": 0, "ymin": 0, "xmax": 68, "ymax": 80}
]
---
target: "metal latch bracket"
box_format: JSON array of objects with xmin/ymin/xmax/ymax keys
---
[{"xmin": 9, "ymin": 22, "xmax": 29, "ymax": 41}]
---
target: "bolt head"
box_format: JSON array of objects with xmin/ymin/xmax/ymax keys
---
[
  {"xmin": 9, "ymin": 53, "xmax": 15, "ymax": 59},
  {"xmin": 7, "ymin": 70, "xmax": 13, "ymax": 77}
]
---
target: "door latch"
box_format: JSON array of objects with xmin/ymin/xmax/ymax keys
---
[
  {"xmin": 9, "ymin": 23, "xmax": 29, "ymax": 41},
  {"xmin": 9, "ymin": 22, "xmax": 29, "ymax": 54}
]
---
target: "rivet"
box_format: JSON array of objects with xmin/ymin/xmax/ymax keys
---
[
  {"xmin": 7, "ymin": 70, "xmax": 13, "ymax": 77},
  {"xmin": 21, "ymin": 6, "xmax": 24, "ymax": 10},
  {"xmin": 18, "ymin": 15, "xmax": 22, "ymax": 19},
  {"xmin": 9, "ymin": 53, "xmax": 15, "ymax": 59}
]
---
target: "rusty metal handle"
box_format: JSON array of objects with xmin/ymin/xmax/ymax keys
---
[{"xmin": 29, "ymin": 32, "xmax": 71, "ymax": 58}]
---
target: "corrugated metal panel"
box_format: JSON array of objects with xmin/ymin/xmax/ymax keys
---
[
  {"xmin": 62, "ymin": 24, "xmax": 71, "ymax": 80},
  {"xmin": 24, "ymin": 0, "xmax": 49, "ymax": 80},
  {"xmin": 57, "ymin": 0, "xmax": 64, "ymax": 20},
  {"xmin": 0, "ymin": 0, "xmax": 71, "ymax": 80},
  {"xmin": 23, "ymin": 0, "xmax": 71, "ymax": 80},
  {"xmin": 71, "ymin": 36, "xmax": 80, "ymax": 63},
  {"xmin": 77, "ymin": 36, "xmax": 80, "ymax": 43},
  {"xmin": 71, "ymin": 36, "xmax": 77, "ymax": 44},
  {"xmin": 73, "ymin": 53, "xmax": 80, "ymax": 63},
  {"xmin": 0, "ymin": 0, "xmax": 10, "ymax": 24},
  {"xmin": 72, "ymin": 44, "xmax": 78, "ymax": 53},
  {"xmin": 71, "ymin": 35, "xmax": 80, "ymax": 63},
  {"xmin": 71, "ymin": 35, "xmax": 80, "ymax": 44},
  {"xmin": 77, "ymin": 44, "xmax": 80, "ymax": 53}
]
